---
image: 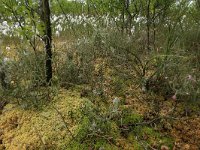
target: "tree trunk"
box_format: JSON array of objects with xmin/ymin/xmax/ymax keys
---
[
  {"xmin": 121, "ymin": 0, "xmax": 126, "ymax": 33},
  {"xmin": 40, "ymin": 0, "xmax": 52, "ymax": 85},
  {"xmin": 87, "ymin": 0, "xmax": 90, "ymax": 15},
  {"xmin": 146, "ymin": 0, "xmax": 151, "ymax": 51},
  {"xmin": 152, "ymin": 4, "xmax": 156, "ymax": 51},
  {"xmin": 0, "ymin": 67, "xmax": 8, "ymax": 89}
]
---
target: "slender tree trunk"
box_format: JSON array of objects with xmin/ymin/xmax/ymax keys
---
[
  {"xmin": 153, "ymin": 5, "xmax": 156, "ymax": 51},
  {"xmin": 125, "ymin": 0, "xmax": 135, "ymax": 35},
  {"xmin": 40, "ymin": 0, "xmax": 52, "ymax": 85},
  {"xmin": 87, "ymin": 0, "xmax": 90, "ymax": 15},
  {"xmin": 146, "ymin": 0, "xmax": 151, "ymax": 51},
  {"xmin": 125, "ymin": 0, "xmax": 130, "ymax": 34},
  {"xmin": 0, "ymin": 67, "xmax": 8, "ymax": 89},
  {"xmin": 121, "ymin": 0, "xmax": 126, "ymax": 33}
]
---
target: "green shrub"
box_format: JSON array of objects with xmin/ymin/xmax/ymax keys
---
[
  {"xmin": 1, "ymin": 47, "xmax": 58, "ymax": 108},
  {"xmin": 70, "ymin": 99, "xmax": 121, "ymax": 149}
]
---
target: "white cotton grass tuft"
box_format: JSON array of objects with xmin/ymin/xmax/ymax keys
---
[
  {"xmin": 113, "ymin": 97, "xmax": 119, "ymax": 104},
  {"xmin": 90, "ymin": 121, "xmax": 96, "ymax": 131},
  {"xmin": 187, "ymin": 74, "xmax": 196, "ymax": 82},
  {"xmin": 3, "ymin": 57, "xmax": 10, "ymax": 64},
  {"xmin": 188, "ymin": 75, "xmax": 193, "ymax": 80},
  {"xmin": 113, "ymin": 97, "xmax": 120, "ymax": 112},
  {"xmin": 6, "ymin": 46, "xmax": 11, "ymax": 50}
]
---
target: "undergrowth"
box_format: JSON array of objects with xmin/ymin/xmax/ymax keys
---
[{"xmin": 0, "ymin": 16, "xmax": 199, "ymax": 149}]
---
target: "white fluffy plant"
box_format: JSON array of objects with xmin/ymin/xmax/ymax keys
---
[{"xmin": 112, "ymin": 97, "xmax": 120, "ymax": 112}]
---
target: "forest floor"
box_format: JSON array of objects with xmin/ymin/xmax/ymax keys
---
[
  {"xmin": 0, "ymin": 89, "xmax": 85, "ymax": 150},
  {"xmin": 0, "ymin": 87, "xmax": 200, "ymax": 150},
  {"xmin": 0, "ymin": 38, "xmax": 200, "ymax": 150}
]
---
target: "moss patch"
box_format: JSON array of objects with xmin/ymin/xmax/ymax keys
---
[{"xmin": 0, "ymin": 89, "xmax": 84, "ymax": 150}]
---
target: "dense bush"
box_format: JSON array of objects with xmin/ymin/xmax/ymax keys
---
[{"xmin": 0, "ymin": 47, "xmax": 58, "ymax": 108}]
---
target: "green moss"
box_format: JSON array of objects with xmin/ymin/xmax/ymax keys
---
[
  {"xmin": 160, "ymin": 136, "xmax": 174, "ymax": 149},
  {"xmin": 140, "ymin": 127, "xmax": 162, "ymax": 146},
  {"xmin": 120, "ymin": 107, "xmax": 143, "ymax": 126},
  {"xmin": 128, "ymin": 126, "xmax": 174, "ymax": 149},
  {"xmin": 66, "ymin": 141, "xmax": 88, "ymax": 150},
  {"xmin": 110, "ymin": 122, "xmax": 120, "ymax": 137},
  {"xmin": 0, "ymin": 87, "xmax": 174, "ymax": 150},
  {"xmin": 142, "ymin": 127, "xmax": 158, "ymax": 136},
  {"xmin": 75, "ymin": 116, "xmax": 90, "ymax": 142},
  {"xmin": 94, "ymin": 140, "xmax": 113, "ymax": 150},
  {"xmin": 0, "ymin": 89, "xmax": 84, "ymax": 150},
  {"xmin": 127, "ymin": 133, "xmax": 143, "ymax": 150},
  {"xmin": 122, "ymin": 113, "xmax": 142, "ymax": 125}
]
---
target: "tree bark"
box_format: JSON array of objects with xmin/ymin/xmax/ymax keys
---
[
  {"xmin": 121, "ymin": 0, "xmax": 126, "ymax": 33},
  {"xmin": 0, "ymin": 67, "xmax": 8, "ymax": 89},
  {"xmin": 146, "ymin": 0, "xmax": 151, "ymax": 51},
  {"xmin": 40, "ymin": 0, "xmax": 52, "ymax": 85}
]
